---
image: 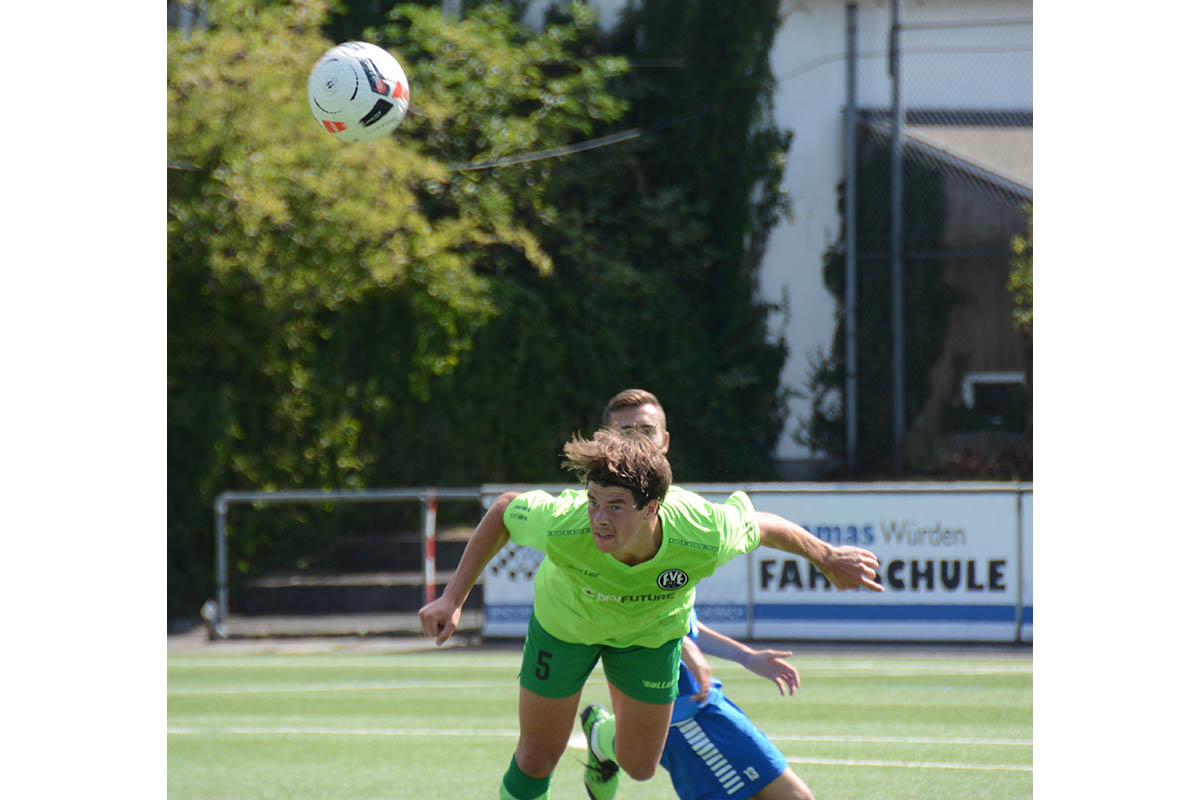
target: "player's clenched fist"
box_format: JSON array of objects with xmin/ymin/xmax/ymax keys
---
[{"xmin": 419, "ymin": 596, "xmax": 461, "ymax": 645}]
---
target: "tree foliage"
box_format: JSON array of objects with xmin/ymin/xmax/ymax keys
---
[
  {"xmin": 1008, "ymin": 203, "xmax": 1032, "ymax": 335},
  {"xmin": 169, "ymin": 0, "xmax": 626, "ymax": 613},
  {"xmin": 168, "ymin": 0, "xmax": 792, "ymax": 617}
]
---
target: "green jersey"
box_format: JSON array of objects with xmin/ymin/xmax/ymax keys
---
[{"xmin": 503, "ymin": 486, "xmax": 759, "ymax": 649}]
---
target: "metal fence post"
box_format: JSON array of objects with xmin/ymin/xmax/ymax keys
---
[
  {"xmin": 423, "ymin": 488, "xmax": 438, "ymax": 605},
  {"xmin": 889, "ymin": 0, "xmax": 906, "ymax": 474},
  {"xmin": 1015, "ymin": 487, "xmax": 1025, "ymax": 643},
  {"xmin": 845, "ymin": 1, "xmax": 859, "ymax": 469},
  {"xmin": 214, "ymin": 492, "xmax": 229, "ymax": 636}
]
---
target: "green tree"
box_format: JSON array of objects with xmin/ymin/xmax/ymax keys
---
[
  {"xmin": 1008, "ymin": 203, "xmax": 1032, "ymax": 438},
  {"xmin": 168, "ymin": 0, "xmax": 627, "ymax": 615},
  {"xmin": 569, "ymin": 0, "xmax": 793, "ymax": 478},
  {"xmin": 168, "ymin": 0, "xmax": 795, "ymax": 617},
  {"xmin": 359, "ymin": 0, "xmax": 793, "ymax": 483},
  {"xmin": 1009, "ymin": 203, "xmax": 1032, "ymax": 335}
]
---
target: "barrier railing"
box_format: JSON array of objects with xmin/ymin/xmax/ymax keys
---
[{"xmin": 212, "ymin": 487, "xmax": 482, "ymax": 637}]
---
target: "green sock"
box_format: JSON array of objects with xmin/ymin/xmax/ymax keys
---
[
  {"xmin": 499, "ymin": 756, "xmax": 551, "ymax": 800},
  {"xmin": 590, "ymin": 713, "xmax": 617, "ymax": 763}
]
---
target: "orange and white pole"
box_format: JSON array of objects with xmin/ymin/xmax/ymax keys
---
[{"xmin": 423, "ymin": 488, "xmax": 438, "ymax": 605}]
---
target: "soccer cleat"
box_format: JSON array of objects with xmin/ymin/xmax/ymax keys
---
[{"xmin": 579, "ymin": 704, "xmax": 620, "ymax": 800}]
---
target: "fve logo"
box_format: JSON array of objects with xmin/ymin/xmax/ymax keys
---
[{"xmin": 657, "ymin": 569, "xmax": 689, "ymax": 591}]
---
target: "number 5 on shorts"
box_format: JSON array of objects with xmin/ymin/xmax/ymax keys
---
[{"xmin": 535, "ymin": 649, "xmax": 552, "ymax": 680}]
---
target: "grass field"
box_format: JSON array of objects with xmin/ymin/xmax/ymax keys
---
[{"xmin": 167, "ymin": 642, "xmax": 1031, "ymax": 799}]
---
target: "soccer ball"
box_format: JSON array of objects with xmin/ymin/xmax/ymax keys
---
[{"xmin": 307, "ymin": 41, "xmax": 410, "ymax": 143}]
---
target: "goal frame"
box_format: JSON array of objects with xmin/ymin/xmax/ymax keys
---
[{"xmin": 211, "ymin": 487, "xmax": 481, "ymax": 637}]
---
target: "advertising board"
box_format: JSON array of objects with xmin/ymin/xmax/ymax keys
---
[{"xmin": 481, "ymin": 483, "xmax": 1031, "ymax": 643}]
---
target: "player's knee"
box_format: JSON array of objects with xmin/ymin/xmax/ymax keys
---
[
  {"xmin": 622, "ymin": 761, "xmax": 658, "ymax": 782},
  {"xmin": 778, "ymin": 769, "xmax": 815, "ymax": 800},
  {"xmin": 513, "ymin": 742, "xmax": 560, "ymax": 779},
  {"xmin": 614, "ymin": 748, "xmax": 658, "ymax": 781}
]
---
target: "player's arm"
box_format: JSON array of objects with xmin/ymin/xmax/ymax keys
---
[
  {"xmin": 418, "ymin": 491, "xmax": 517, "ymax": 645},
  {"xmin": 754, "ymin": 511, "xmax": 885, "ymax": 592},
  {"xmin": 694, "ymin": 620, "xmax": 800, "ymax": 696},
  {"xmin": 680, "ymin": 635, "xmax": 714, "ymax": 703}
]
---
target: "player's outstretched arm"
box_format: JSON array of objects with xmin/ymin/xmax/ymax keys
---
[
  {"xmin": 695, "ymin": 621, "xmax": 800, "ymax": 696},
  {"xmin": 754, "ymin": 511, "xmax": 885, "ymax": 592},
  {"xmin": 418, "ymin": 492, "xmax": 516, "ymax": 645},
  {"xmin": 680, "ymin": 636, "xmax": 714, "ymax": 703}
]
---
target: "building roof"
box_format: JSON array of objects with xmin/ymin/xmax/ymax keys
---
[{"xmin": 862, "ymin": 109, "xmax": 1032, "ymax": 202}]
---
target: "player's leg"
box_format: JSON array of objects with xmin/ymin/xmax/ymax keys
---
[
  {"xmin": 502, "ymin": 613, "xmax": 601, "ymax": 800},
  {"xmin": 608, "ymin": 683, "xmax": 675, "ymax": 780},
  {"xmin": 594, "ymin": 635, "xmax": 682, "ymax": 781},
  {"xmin": 513, "ymin": 686, "xmax": 583, "ymax": 777},
  {"xmin": 751, "ymin": 768, "xmax": 815, "ymax": 800},
  {"xmin": 577, "ymin": 635, "xmax": 680, "ymax": 799}
]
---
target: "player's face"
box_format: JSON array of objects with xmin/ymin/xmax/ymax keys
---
[
  {"xmin": 586, "ymin": 482, "xmax": 660, "ymax": 563},
  {"xmin": 605, "ymin": 403, "xmax": 670, "ymax": 454}
]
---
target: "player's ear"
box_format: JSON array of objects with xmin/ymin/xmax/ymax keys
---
[
  {"xmin": 643, "ymin": 498, "xmax": 660, "ymax": 519},
  {"xmin": 661, "ymin": 430, "xmax": 670, "ymax": 454}
]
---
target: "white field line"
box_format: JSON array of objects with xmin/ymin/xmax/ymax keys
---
[
  {"xmin": 770, "ymin": 734, "xmax": 1031, "ymax": 747},
  {"xmin": 169, "ymin": 676, "xmax": 613, "ymax": 695},
  {"xmin": 786, "ymin": 756, "xmax": 1031, "ymax": 772},
  {"xmin": 165, "ymin": 727, "xmax": 1030, "ymax": 772},
  {"xmin": 761, "ymin": 668, "xmax": 1030, "ymax": 678},
  {"xmin": 169, "ymin": 659, "xmax": 1030, "ymax": 676},
  {"xmin": 167, "ymin": 659, "xmax": 526, "ymax": 670},
  {"xmin": 167, "ymin": 726, "xmax": 522, "ymax": 737},
  {"xmin": 167, "ymin": 663, "xmax": 1029, "ymax": 694},
  {"xmin": 794, "ymin": 660, "xmax": 1030, "ymax": 671},
  {"xmin": 167, "ymin": 726, "xmax": 1029, "ymax": 751},
  {"xmin": 168, "ymin": 681, "xmax": 519, "ymax": 695}
]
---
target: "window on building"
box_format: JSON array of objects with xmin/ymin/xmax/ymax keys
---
[{"xmin": 961, "ymin": 371, "xmax": 1027, "ymax": 429}]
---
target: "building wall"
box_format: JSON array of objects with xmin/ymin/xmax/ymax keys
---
[
  {"xmin": 526, "ymin": 0, "xmax": 1033, "ymax": 465},
  {"xmin": 766, "ymin": 0, "xmax": 1031, "ymax": 467}
]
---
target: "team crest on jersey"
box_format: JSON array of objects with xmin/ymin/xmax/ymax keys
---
[{"xmin": 657, "ymin": 569, "xmax": 689, "ymax": 591}]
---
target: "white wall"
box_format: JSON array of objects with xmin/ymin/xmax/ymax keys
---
[
  {"xmin": 763, "ymin": 0, "xmax": 854, "ymax": 462},
  {"xmin": 525, "ymin": 0, "xmax": 1033, "ymax": 464},
  {"xmin": 764, "ymin": 0, "xmax": 1031, "ymax": 463}
]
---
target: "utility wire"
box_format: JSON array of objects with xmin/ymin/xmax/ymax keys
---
[
  {"xmin": 445, "ymin": 44, "xmax": 1030, "ymax": 172},
  {"xmin": 167, "ymin": 43, "xmax": 1031, "ymax": 173},
  {"xmin": 446, "ymin": 109, "xmax": 705, "ymax": 171}
]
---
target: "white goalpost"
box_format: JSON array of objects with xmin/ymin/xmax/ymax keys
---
[{"xmin": 210, "ymin": 487, "xmax": 482, "ymax": 638}]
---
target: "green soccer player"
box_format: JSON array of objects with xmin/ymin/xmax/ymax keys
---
[{"xmin": 419, "ymin": 427, "xmax": 882, "ymax": 800}]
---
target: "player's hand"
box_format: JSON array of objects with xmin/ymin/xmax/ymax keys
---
[
  {"xmin": 744, "ymin": 649, "xmax": 800, "ymax": 696},
  {"xmin": 418, "ymin": 595, "xmax": 462, "ymax": 645},
  {"xmin": 820, "ymin": 545, "xmax": 885, "ymax": 592}
]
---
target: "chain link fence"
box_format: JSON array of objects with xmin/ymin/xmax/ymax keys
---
[{"xmin": 838, "ymin": 0, "xmax": 1032, "ymax": 476}]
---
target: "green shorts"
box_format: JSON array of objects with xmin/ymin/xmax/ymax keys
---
[{"xmin": 519, "ymin": 612, "xmax": 681, "ymax": 705}]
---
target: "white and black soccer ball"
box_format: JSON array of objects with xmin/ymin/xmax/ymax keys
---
[{"xmin": 307, "ymin": 41, "xmax": 410, "ymax": 143}]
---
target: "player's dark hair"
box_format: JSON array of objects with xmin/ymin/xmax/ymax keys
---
[
  {"xmin": 602, "ymin": 388, "xmax": 667, "ymax": 429},
  {"xmin": 561, "ymin": 428, "xmax": 672, "ymax": 509}
]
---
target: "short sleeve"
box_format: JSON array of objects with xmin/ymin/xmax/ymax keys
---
[
  {"xmin": 502, "ymin": 490, "xmax": 555, "ymax": 552},
  {"xmin": 714, "ymin": 490, "xmax": 760, "ymax": 566}
]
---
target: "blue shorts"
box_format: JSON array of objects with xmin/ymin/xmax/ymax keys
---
[{"xmin": 659, "ymin": 693, "xmax": 788, "ymax": 800}]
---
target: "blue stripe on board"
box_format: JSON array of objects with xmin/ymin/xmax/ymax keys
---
[
  {"xmin": 486, "ymin": 605, "xmax": 532, "ymax": 623},
  {"xmin": 754, "ymin": 603, "xmax": 1027, "ymax": 623},
  {"xmin": 694, "ymin": 604, "xmax": 747, "ymax": 622}
]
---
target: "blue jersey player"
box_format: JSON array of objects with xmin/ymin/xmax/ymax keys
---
[
  {"xmin": 589, "ymin": 389, "xmax": 883, "ymax": 799},
  {"xmin": 663, "ymin": 610, "xmax": 814, "ymax": 800}
]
